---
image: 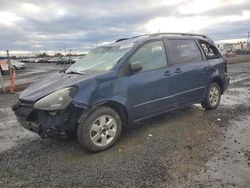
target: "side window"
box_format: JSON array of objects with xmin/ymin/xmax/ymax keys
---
[
  {"xmin": 168, "ymin": 39, "xmax": 202, "ymax": 64},
  {"xmin": 129, "ymin": 41, "xmax": 167, "ymax": 72},
  {"xmin": 200, "ymin": 41, "xmax": 220, "ymax": 59}
]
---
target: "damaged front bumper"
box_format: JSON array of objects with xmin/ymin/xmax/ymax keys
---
[
  {"xmin": 16, "ymin": 117, "xmax": 40, "ymax": 134},
  {"xmin": 12, "ymin": 100, "xmax": 86, "ymax": 138}
]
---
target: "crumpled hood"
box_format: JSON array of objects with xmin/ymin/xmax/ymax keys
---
[{"xmin": 20, "ymin": 71, "xmax": 100, "ymax": 102}]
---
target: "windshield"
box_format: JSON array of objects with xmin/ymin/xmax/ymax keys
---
[{"xmin": 66, "ymin": 43, "xmax": 133, "ymax": 73}]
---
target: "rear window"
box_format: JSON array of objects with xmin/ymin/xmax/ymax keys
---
[{"xmin": 168, "ymin": 39, "xmax": 202, "ymax": 64}]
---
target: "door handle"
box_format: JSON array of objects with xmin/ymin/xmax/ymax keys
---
[
  {"xmin": 164, "ymin": 70, "xmax": 172, "ymax": 77},
  {"xmin": 175, "ymin": 68, "xmax": 182, "ymax": 73}
]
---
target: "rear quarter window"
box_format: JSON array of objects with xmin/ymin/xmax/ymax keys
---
[
  {"xmin": 199, "ymin": 40, "xmax": 220, "ymax": 59},
  {"xmin": 168, "ymin": 39, "xmax": 202, "ymax": 65}
]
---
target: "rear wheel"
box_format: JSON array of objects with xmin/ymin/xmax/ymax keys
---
[
  {"xmin": 201, "ymin": 82, "xmax": 221, "ymax": 110},
  {"xmin": 77, "ymin": 106, "xmax": 122, "ymax": 152}
]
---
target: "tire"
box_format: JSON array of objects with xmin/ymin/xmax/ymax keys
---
[
  {"xmin": 201, "ymin": 82, "xmax": 221, "ymax": 110},
  {"xmin": 77, "ymin": 106, "xmax": 122, "ymax": 152}
]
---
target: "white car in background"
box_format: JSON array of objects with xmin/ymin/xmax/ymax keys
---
[{"xmin": 11, "ymin": 60, "xmax": 27, "ymax": 70}]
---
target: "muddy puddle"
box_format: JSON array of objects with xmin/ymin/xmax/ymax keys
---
[
  {"xmin": 221, "ymin": 87, "xmax": 250, "ymax": 106},
  {"xmin": 191, "ymin": 116, "xmax": 250, "ymax": 187},
  {"xmin": 0, "ymin": 107, "xmax": 37, "ymax": 153}
]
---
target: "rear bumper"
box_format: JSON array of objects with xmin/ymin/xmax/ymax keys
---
[{"xmin": 223, "ymin": 75, "xmax": 230, "ymax": 93}]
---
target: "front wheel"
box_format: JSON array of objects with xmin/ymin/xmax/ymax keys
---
[
  {"xmin": 201, "ymin": 82, "xmax": 221, "ymax": 110},
  {"xmin": 77, "ymin": 107, "xmax": 122, "ymax": 152}
]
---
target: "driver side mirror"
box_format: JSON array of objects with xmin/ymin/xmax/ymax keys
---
[{"xmin": 130, "ymin": 61, "xmax": 142, "ymax": 73}]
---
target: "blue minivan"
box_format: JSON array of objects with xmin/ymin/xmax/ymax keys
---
[{"xmin": 13, "ymin": 33, "xmax": 229, "ymax": 151}]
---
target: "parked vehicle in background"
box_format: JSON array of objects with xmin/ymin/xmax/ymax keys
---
[
  {"xmin": 71, "ymin": 56, "xmax": 83, "ymax": 62},
  {"xmin": 37, "ymin": 57, "xmax": 52, "ymax": 63},
  {"xmin": 47, "ymin": 57, "xmax": 64, "ymax": 64},
  {"xmin": 19, "ymin": 58, "xmax": 31, "ymax": 63},
  {"xmin": 19, "ymin": 55, "xmax": 84, "ymax": 64},
  {"xmin": 0, "ymin": 59, "xmax": 26, "ymax": 74},
  {"xmin": 235, "ymin": 49, "xmax": 245, "ymax": 55},
  {"xmin": 224, "ymin": 50, "xmax": 236, "ymax": 58},
  {"xmin": 32, "ymin": 58, "xmax": 43, "ymax": 63},
  {"xmin": 13, "ymin": 33, "xmax": 229, "ymax": 152},
  {"xmin": 0, "ymin": 60, "xmax": 9, "ymax": 75},
  {"xmin": 11, "ymin": 60, "xmax": 27, "ymax": 70},
  {"xmin": 55, "ymin": 56, "xmax": 72, "ymax": 64}
]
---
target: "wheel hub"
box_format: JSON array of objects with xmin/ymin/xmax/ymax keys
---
[{"xmin": 100, "ymin": 126, "xmax": 107, "ymax": 135}]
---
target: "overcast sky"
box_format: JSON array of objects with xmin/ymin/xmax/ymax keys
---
[{"xmin": 0, "ymin": 0, "xmax": 249, "ymax": 54}]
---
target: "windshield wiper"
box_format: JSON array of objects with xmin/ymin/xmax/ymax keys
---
[{"xmin": 66, "ymin": 70, "xmax": 85, "ymax": 75}]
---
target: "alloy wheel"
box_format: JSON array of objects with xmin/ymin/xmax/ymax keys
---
[
  {"xmin": 209, "ymin": 86, "xmax": 220, "ymax": 106},
  {"xmin": 90, "ymin": 115, "xmax": 117, "ymax": 147}
]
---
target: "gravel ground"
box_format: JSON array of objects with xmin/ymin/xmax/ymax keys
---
[{"xmin": 0, "ymin": 62, "xmax": 250, "ymax": 187}]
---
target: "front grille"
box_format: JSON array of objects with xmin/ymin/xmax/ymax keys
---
[
  {"xmin": 18, "ymin": 100, "xmax": 34, "ymax": 107},
  {"xmin": 15, "ymin": 100, "xmax": 34, "ymax": 118}
]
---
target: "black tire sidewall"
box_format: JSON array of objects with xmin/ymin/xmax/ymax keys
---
[{"xmin": 77, "ymin": 106, "xmax": 122, "ymax": 152}]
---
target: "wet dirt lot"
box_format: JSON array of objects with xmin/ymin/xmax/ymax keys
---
[{"xmin": 0, "ymin": 62, "xmax": 250, "ymax": 187}]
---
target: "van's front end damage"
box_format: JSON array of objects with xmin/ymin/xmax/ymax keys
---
[{"xmin": 12, "ymin": 87, "xmax": 86, "ymax": 138}]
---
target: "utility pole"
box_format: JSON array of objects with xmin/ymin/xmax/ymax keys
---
[
  {"xmin": 69, "ymin": 49, "xmax": 72, "ymax": 64},
  {"xmin": 245, "ymin": 32, "xmax": 250, "ymax": 55},
  {"xmin": 247, "ymin": 31, "xmax": 250, "ymax": 50},
  {"xmin": 6, "ymin": 50, "xmax": 12, "ymax": 80},
  {"xmin": 64, "ymin": 46, "xmax": 66, "ymax": 56}
]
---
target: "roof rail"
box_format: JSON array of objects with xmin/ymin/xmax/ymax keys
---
[
  {"xmin": 150, "ymin": 33, "xmax": 209, "ymax": 39},
  {"xmin": 115, "ymin": 34, "xmax": 150, "ymax": 42},
  {"xmin": 115, "ymin": 38, "xmax": 130, "ymax": 42},
  {"xmin": 115, "ymin": 33, "xmax": 210, "ymax": 42}
]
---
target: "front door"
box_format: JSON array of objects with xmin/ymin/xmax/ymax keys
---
[{"xmin": 125, "ymin": 40, "xmax": 172, "ymax": 120}]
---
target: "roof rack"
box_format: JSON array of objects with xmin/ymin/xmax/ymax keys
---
[
  {"xmin": 115, "ymin": 33, "xmax": 210, "ymax": 42},
  {"xmin": 150, "ymin": 33, "xmax": 209, "ymax": 39},
  {"xmin": 115, "ymin": 34, "xmax": 150, "ymax": 42},
  {"xmin": 115, "ymin": 38, "xmax": 130, "ymax": 42}
]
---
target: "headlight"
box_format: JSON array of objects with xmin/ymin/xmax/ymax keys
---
[{"xmin": 34, "ymin": 87, "xmax": 77, "ymax": 111}]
